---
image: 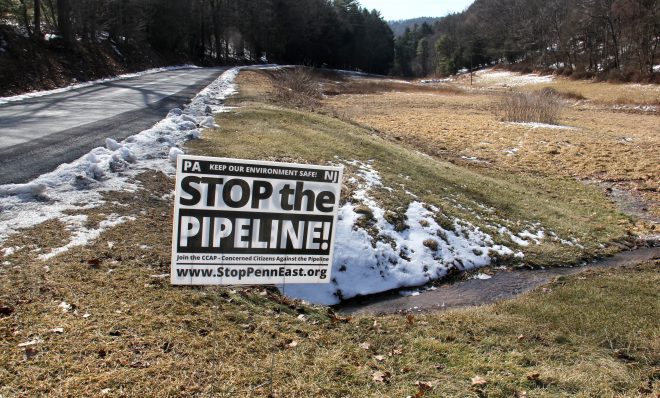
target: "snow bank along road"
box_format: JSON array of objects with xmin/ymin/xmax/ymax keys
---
[{"xmin": 0, "ymin": 67, "xmax": 228, "ymax": 184}]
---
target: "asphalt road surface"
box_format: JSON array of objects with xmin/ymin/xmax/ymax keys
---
[{"xmin": 0, "ymin": 67, "xmax": 227, "ymax": 185}]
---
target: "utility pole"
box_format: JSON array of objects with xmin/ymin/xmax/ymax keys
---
[{"xmin": 470, "ymin": 52, "xmax": 473, "ymax": 85}]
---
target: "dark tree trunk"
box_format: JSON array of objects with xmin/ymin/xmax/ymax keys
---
[
  {"xmin": 19, "ymin": 0, "xmax": 34, "ymax": 38},
  {"xmin": 57, "ymin": 0, "xmax": 73, "ymax": 44},
  {"xmin": 34, "ymin": 0, "xmax": 42, "ymax": 39},
  {"xmin": 607, "ymin": 17, "xmax": 620, "ymax": 69}
]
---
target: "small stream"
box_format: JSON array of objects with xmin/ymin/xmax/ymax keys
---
[{"xmin": 337, "ymin": 246, "xmax": 659, "ymax": 315}]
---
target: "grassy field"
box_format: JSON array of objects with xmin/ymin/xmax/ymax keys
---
[
  {"xmin": 324, "ymin": 73, "xmax": 659, "ymax": 224},
  {"xmin": 0, "ymin": 68, "xmax": 657, "ymax": 397}
]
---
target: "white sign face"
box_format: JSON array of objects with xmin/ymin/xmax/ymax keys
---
[{"xmin": 171, "ymin": 155, "xmax": 343, "ymax": 285}]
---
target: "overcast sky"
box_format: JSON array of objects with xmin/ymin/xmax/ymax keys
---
[{"xmin": 358, "ymin": 0, "xmax": 475, "ymax": 21}]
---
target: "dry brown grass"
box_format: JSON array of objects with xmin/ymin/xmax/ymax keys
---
[
  {"xmin": 323, "ymin": 89, "xmax": 659, "ymax": 222},
  {"xmin": 522, "ymin": 79, "xmax": 660, "ymax": 106},
  {"xmin": 497, "ymin": 90, "xmax": 564, "ymax": 124},
  {"xmin": 323, "ymin": 78, "xmax": 462, "ymax": 96}
]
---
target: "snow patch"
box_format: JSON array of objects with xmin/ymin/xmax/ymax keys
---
[
  {"xmin": 39, "ymin": 214, "xmax": 135, "ymax": 260},
  {"xmin": 420, "ymin": 78, "xmax": 453, "ymax": 84},
  {"xmin": 611, "ymin": 104, "xmax": 658, "ymax": 113},
  {"xmin": 1, "ymin": 246, "xmax": 21, "ymax": 257},
  {"xmin": 497, "ymin": 226, "xmax": 546, "ymax": 247},
  {"xmin": 476, "ymin": 69, "xmax": 554, "ymax": 87},
  {"xmin": 283, "ymin": 161, "xmax": 518, "ymax": 305},
  {"xmin": 506, "ymin": 122, "xmax": 577, "ymax": 130}
]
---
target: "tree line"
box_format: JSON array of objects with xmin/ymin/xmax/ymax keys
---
[
  {"xmin": 0, "ymin": 0, "xmax": 394, "ymax": 74},
  {"xmin": 393, "ymin": 0, "xmax": 659, "ymax": 81}
]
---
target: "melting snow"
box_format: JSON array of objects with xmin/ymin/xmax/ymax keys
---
[
  {"xmin": 283, "ymin": 161, "xmax": 519, "ymax": 305},
  {"xmin": 497, "ymin": 226, "xmax": 545, "ymax": 247},
  {"xmin": 476, "ymin": 69, "xmax": 554, "ymax": 86},
  {"xmin": 39, "ymin": 214, "xmax": 136, "ymax": 260},
  {"xmin": 506, "ymin": 122, "xmax": 578, "ymax": 130}
]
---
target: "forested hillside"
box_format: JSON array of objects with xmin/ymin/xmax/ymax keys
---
[
  {"xmin": 393, "ymin": 0, "xmax": 659, "ymax": 82},
  {"xmin": 1, "ymin": 0, "xmax": 658, "ymax": 93},
  {"xmin": 388, "ymin": 17, "xmax": 439, "ymax": 37},
  {"xmin": 0, "ymin": 0, "xmax": 393, "ymax": 94}
]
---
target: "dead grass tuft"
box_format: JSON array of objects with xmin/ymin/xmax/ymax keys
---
[
  {"xmin": 269, "ymin": 67, "xmax": 322, "ymax": 109},
  {"xmin": 540, "ymin": 86, "xmax": 586, "ymax": 101},
  {"xmin": 497, "ymin": 90, "xmax": 564, "ymax": 124}
]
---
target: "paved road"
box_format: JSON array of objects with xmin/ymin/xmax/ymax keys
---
[{"xmin": 0, "ymin": 67, "xmax": 227, "ymax": 185}]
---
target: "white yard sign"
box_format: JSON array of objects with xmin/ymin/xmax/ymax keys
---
[{"xmin": 171, "ymin": 155, "xmax": 343, "ymax": 285}]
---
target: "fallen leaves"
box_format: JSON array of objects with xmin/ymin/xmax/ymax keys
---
[
  {"xmin": 359, "ymin": 342, "xmax": 371, "ymax": 350},
  {"xmin": 328, "ymin": 310, "xmax": 351, "ymax": 324},
  {"xmin": 471, "ymin": 375, "xmax": 488, "ymax": 387},
  {"xmin": 286, "ymin": 340, "xmax": 298, "ymax": 348},
  {"xmin": 58, "ymin": 301, "xmax": 72, "ymax": 312},
  {"xmin": 390, "ymin": 348, "xmax": 403, "ymax": 356},
  {"xmin": 414, "ymin": 380, "xmax": 439, "ymax": 397},
  {"xmin": 371, "ymin": 370, "xmax": 390, "ymax": 383},
  {"xmin": 373, "ymin": 355, "xmax": 385, "ymax": 362},
  {"xmin": 49, "ymin": 327, "xmax": 64, "ymax": 334},
  {"xmin": 17, "ymin": 338, "xmax": 42, "ymax": 348},
  {"xmin": 18, "ymin": 339, "xmax": 42, "ymax": 361}
]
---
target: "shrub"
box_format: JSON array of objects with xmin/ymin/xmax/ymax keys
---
[
  {"xmin": 497, "ymin": 89, "xmax": 564, "ymax": 124},
  {"xmin": 540, "ymin": 86, "xmax": 585, "ymax": 101},
  {"xmin": 570, "ymin": 70, "xmax": 595, "ymax": 80},
  {"xmin": 271, "ymin": 67, "xmax": 322, "ymax": 109}
]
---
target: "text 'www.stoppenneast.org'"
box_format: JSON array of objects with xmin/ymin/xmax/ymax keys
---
[{"xmin": 175, "ymin": 266, "xmax": 328, "ymax": 280}]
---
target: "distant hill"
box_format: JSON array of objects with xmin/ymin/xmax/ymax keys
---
[{"xmin": 388, "ymin": 17, "xmax": 439, "ymax": 37}]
